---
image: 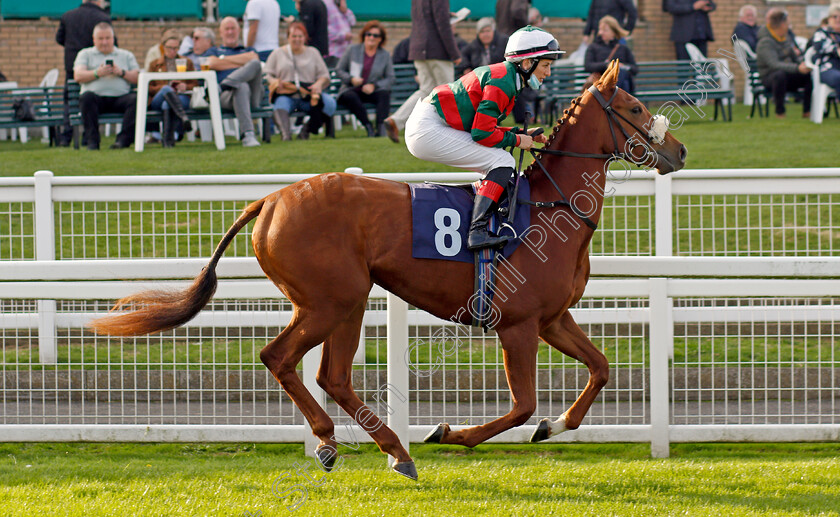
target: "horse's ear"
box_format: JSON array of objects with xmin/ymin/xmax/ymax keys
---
[{"xmin": 598, "ymin": 59, "xmax": 621, "ymax": 89}]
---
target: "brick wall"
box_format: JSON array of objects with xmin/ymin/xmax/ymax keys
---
[{"xmin": 0, "ymin": 0, "xmax": 830, "ymax": 100}]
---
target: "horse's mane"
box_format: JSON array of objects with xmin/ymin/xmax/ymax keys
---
[{"xmin": 523, "ymin": 91, "xmax": 586, "ymax": 177}]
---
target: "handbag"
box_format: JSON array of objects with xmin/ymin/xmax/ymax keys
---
[
  {"xmin": 12, "ymin": 97, "xmax": 36, "ymax": 121},
  {"xmin": 586, "ymin": 44, "xmax": 621, "ymax": 86},
  {"xmin": 189, "ymin": 86, "xmax": 209, "ymax": 110}
]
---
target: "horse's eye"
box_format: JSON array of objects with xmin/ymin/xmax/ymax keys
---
[{"xmin": 631, "ymin": 106, "xmax": 642, "ymax": 115}]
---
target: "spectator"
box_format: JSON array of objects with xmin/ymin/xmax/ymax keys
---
[
  {"xmin": 184, "ymin": 27, "xmax": 215, "ymax": 70},
  {"xmin": 756, "ymin": 8, "xmax": 812, "ymax": 118},
  {"xmin": 584, "ymin": 15, "xmax": 637, "ymax": 93},
  {"xmin": 0, "ymin": 70, "xmax": 7, "ymax": 82},
  {"xmin": 528, "ymin": 6, "xmax": 542, "ymax": 27},
  {"xmin": 582, "ymin": 0, "xmax": 637, "ymax": 44},
  {"xmin": 295, "ymin": 0, "xmax": 329, "ymax": 58},
  {"xmin": 55, "ymin": 0, "xmax": 113, "ymax": 147},
  {"xmin": 264, "ymin": 22, "xmax": 336, "ymax": 140},
  {"xmin": 384, "ymin": 0, "xmax": 461, "ymax": 144},
  {"xmin": 664, "ymin": 0, "xmax": 715, "ymax": 60},
  {"xmin": 732, "ymin": 4, "xmax": 759, "ymax": 52},
  {"xmin": 244, "ymin": 0, "xmax": 282, "ymax": 62},
  {"xmin": 148, "ymin": 34, "xmax": 197, "ymax": 147},
  {"xmin": 144, "ymin": 28, "xmax": 182, "ymax": 70},
  {"xmin": 73, "ymin": 22, "xmax": 139, "ymax": 150},
  {"xmin": 392, "ymin": 36, "xmax": 411, "ymax": 65},
  {"xmin": 324, "ymin": 0, "xmax": 356, "ymax": 68},
  {"xmin": 206, "ymin": 17, "xmax": 264, "ymax": 147},
  {"xmin": 461, "ymin": 18, "xmax": 508, "ymax": 76},
  {"xmin": 495, "ymin": 0, "xmax": 530, "ymax": 37},
  {"xmin": 335, "ymin": 21, "xmax": 397, "ymax": 140},
  {"xmin": 810, "ymin": 6, "xmax": 840, "ymax": 97}
]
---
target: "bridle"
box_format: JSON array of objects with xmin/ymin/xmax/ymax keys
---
[{"xmin": 517, "ymin": 84, "xmax": 672, "ymax": 231}]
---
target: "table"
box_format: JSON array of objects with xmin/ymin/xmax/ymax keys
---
[{"xmin": 134, "ymin": 71, "xmax": 225, "ymax": 152}]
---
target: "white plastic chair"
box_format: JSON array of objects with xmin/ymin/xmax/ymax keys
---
[
  {"xmin": 555, "ymin": 42, "xmax": 588, "ymax": 67},
  {"xmin": 684, "ymin": 43, "xmax": 734, "ymax": 107},
  {"xmin": 734, "ymin": 39, "xmax": 758, "ymax": 106},
  {"xmin": 804, "ymin": 46, "xmax": 833, "ymax": 123}
]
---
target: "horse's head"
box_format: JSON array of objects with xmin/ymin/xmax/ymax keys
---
[{"xmin": 565, "ymin": 60, "xmax": 687, "ymax": 175}]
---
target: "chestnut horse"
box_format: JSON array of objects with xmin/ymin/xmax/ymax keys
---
[{"xmin": 89, "ymin": 61, "xmax": 686, "ymax": 480}]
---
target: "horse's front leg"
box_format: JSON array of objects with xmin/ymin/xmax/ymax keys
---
[
  {"xmin": 530, "ymin": 310, "xmax": 609, "ymax": 442},
  {"xmin": 425, "ymin": 321, "xmax": 539, "ymax": 448}
]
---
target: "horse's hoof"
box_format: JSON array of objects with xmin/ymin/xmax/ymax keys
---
[
  {"xmin": 392, "ymin": 460, "xmax": 418, "ymax": 481},
  {"xmin": 423, "ymin": 423, "xmax": 447, "ymax": 443},
  {"xmin": 530, "ymin": 418, "xmax": 551, "ymax": 443},
  {"xmin": 315, "ymin": 444, "xmax": 337, "ymax": 472}
]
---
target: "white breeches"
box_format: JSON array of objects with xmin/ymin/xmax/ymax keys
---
[{"xmin": 404, "ymin": 100, "xmax": 516, "ymax": 175}]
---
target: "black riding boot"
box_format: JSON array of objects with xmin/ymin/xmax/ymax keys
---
[
  {"xmin": 466, "ymin": 166, "xmax": 516, "ymax": 251},
  {"xmin": 161, "ymin": 109, "xmax": 175, "ymax": 148},
  {"xmin": 163, "ymin": 90, "xmax": 191, "ymax": 133}
]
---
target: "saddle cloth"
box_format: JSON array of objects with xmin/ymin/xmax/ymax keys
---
[{"xmin": 409, "ymin": 178, "xmax": 531, "ymax": 263}]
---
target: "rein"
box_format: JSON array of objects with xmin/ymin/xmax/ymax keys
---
[{"xmin": 519, "ymin": 85, "xmax": 665, "ymax": 232}]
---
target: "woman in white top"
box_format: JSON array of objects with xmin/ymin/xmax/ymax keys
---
[{"xmin": 264, "ymin": 22, "xmax": 336, "ymax": 140}]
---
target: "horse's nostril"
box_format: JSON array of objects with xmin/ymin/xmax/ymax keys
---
[{"xmin": 679, "ymin": 144, "xmax": 687, "ymax": 163}]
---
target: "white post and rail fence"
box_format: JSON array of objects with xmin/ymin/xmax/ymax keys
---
[{"xmin": 0, "ymin": 170, "xmax": 838, "ymax": 459}]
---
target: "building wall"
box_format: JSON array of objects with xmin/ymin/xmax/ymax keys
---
[{"xmin": 0, "ymin": 1, "xmax": 830, "ymax": 100}]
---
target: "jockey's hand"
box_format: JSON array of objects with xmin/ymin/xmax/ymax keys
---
[
  {"xmin": 516, "ymin": 134, "xmax": 534, "ymax": 150},
  {"xmin": 528, "ymin": 127, "xmax": 547, "ymax": 144}
]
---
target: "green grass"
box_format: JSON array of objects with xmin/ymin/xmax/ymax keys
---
[
  {"xmin": 0, "ymin": 443, "xmax": 838, "ymax": 516},
  {"xmin": 4, "ymin": 334, "xmax": 836, "ymax": 370},
  {"xmin": 1, "ymin": 103, "xmax": 837, "ymax": 177}
]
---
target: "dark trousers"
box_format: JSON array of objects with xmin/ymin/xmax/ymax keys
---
[
  {"xmin": 762, "ymin": 70, "xmax": 812, "ymax": 115},
  {"xmin": 513, "ymin": 87, "xmax": 538, "ymax": 124},
  {"xmin": 79, "ymin": 91, "xmax": 137, "ymax": 147},
  {"xmin": 337, "ymin": 88, "xmax": 391, "ymax": 128},
  {"xmin": 60, "ymin": 75, "xmax": 75, "ymax": 144},
  {"xmin": 675, "ymin": 40, "xmax": 708, "ymax": 60}
]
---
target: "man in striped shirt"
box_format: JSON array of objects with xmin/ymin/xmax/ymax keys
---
[{"xmin": 405, "ymin": 26, "xmax": 563, "ymax": 250}]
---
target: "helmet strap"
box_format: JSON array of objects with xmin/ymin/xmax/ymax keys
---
[{"xmin": 517, "ymin": 58, "xmax": 540, "ymax": 85}]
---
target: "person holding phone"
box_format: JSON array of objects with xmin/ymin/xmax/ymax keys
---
[
  {"xmin": 663, "ymin": 0, "xmax": 716, "ymax": 60},
  {"xmin": 73, "ymin": 22, "xmax": 140, "ymax": 150}
]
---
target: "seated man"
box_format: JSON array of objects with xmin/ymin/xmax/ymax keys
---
[
  {"xmin": 73, "ymin": 22, "xmax": 139, "ymax": 150},
  {"xmin": 206, "ymin": 16, "xmax": 264, "ymax": 147},
  {"xmin": 756, "ymin": 8, "xmax": 812, "ymax": 118},
  {"xmin": 184, "ymin": 26, "xmax": 215, "ymax": 70},
  {"xmin": 732, "ymin": 4, "xmax": 759, "ymax": 52}
]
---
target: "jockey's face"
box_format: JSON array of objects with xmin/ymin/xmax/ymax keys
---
[{"xmin": 531, "ymin": 59, "xmax": 553, "ymax": 83}]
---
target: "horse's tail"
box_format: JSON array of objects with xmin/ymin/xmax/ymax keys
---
[{"xmin": 87, "ymin": 198, "xmax": 266, "ymax": 336}]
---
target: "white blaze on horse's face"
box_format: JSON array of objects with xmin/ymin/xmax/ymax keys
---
[{"xmin": 647, "ymin": 115, "xmax": 669, "ymax": 146}]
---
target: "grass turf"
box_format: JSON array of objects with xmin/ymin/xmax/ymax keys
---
[
  {"xmin": 0, "ymin": 442, "xmax": 838, "ymax": 516},
  {"xmin": 0, "ymin": 103, "xmax": 837, "ymax": 177}
]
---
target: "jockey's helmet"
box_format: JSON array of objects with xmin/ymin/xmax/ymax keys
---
[{"xmin": 504, "ymin": 26, "xmax": 564, "ymax": 63}]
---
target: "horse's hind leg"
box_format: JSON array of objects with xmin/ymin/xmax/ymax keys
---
[
  {"xmin": 316, "ymin": 302, "xmax": 416, "ymax": 479},
  {"xmin": 530, "ymin": 310, "xmax": 609, "ymax": 442},
  {"xmin": 259, "ymin": 309, "xmax": 339, "ymax": 454},
  {"xmin": 425, "ymin": 321, "xmax": 539, "ymax": 448}
]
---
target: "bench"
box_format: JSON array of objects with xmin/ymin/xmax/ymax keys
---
[
  {"xmin": 0, "ymin": 85, "xmax": 65, "ymax": 145},
  {"xmin": 66, "ymin": 79, "xmax": 274, "ymax": 149},
  {"xmin": 538, "ymin": 60, "xmax": 735, "ymax": 124},
  {"xmin": 327, "ymin": 63, "xmax": 418, "ymax": 128}
]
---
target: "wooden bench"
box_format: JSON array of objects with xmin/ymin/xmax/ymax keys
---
[
  {"xmin": 0, "ymin": 85, "xmax": 65, "ymax": 145},
  {"xmin": 66, "ymin": 79, "xmax": 274, "ymax": 149}
]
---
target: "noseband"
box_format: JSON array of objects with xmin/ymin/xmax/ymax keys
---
[{"xmin": 520, "ymin": 84, "xmax": 666, "ymax": 231}]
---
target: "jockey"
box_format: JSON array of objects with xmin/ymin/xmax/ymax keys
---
[{"xmin": 405, "ymin": 26, "xmax": 564, "ymax": 250}]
